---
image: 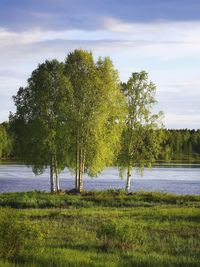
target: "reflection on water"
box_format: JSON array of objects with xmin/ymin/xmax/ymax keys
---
[{"xmin": 0, "ymin": 163, "xmax": 200, "ymax": 195}]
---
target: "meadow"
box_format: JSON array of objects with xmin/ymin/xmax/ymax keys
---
[{"xmin": 0, "ymin": 190, "xmax": 200, "ymax": 267}]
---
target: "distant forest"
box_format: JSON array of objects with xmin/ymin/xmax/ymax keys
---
[
  {"xmin": 1, "ymin": 122, "xmax": 200, "ymax": 162},
  {"xmin": 160, "ymin": 129, "xmax": 200, "ymax": 161}
]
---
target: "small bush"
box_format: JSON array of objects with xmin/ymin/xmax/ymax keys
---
[
  {"xmin": 0, "ymin": 208, "xmax": 43, "ymax": 260},
  {"xmin": 97, "ymin": 220, "xmax": 133, "ymax": 251}
]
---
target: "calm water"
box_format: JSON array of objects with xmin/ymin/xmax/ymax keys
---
[{"xmin": 0, "ymin": 163, "xmax": 200, "ymax": 195}]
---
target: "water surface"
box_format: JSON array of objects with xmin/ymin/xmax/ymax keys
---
[{"xmin": 0, "ymin": 163, "xmax": 200, "ymax": 194}]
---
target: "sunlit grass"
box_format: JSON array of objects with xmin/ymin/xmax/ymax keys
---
[
  {"xmin": 0, "ymin": 191, "xmax": 199, "ymax": 266},
  {"xmin": 0, "ymin": 190, "xmax": 200, "ymax": 208}
]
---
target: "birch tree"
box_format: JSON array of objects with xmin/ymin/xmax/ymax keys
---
[
  {"xmin": 117, "ymin": 71, "xmax": 163, "ymax": 192},
  {"xmin": 10, "ymin": 60, "xmax": 73, "ymax": 192},
  {"xmin": 65, "ymin": 49, "xmax": 126, "ymax": 192}
]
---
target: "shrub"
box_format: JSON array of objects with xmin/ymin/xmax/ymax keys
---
[
  {"xmin": 97, "ymin": 220, "xmax": 133, "ymax": 251},
  {"xmin": 0, "ymin": 208, "xmax": 43, "ymax": 260}
]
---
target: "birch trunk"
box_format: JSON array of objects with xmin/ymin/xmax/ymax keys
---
[
  {"xmin": 79, "ymin": 159, "xmax": 84, "ymax": 193},
  {"xmin": 78, "ymin": 148, "xmax": 84, "ymax": 193},
  {"xmin": 75, "ymin": 145, "xmax": 79, "ymax": 190},
  {"xmin": 54, "ymin": 154, "xmax": 60, "ymax": 192},
  {"xmin": 125, "ymin": 168, "xmax": 131, "ymax": 193},
  {"xmin": 50, "ymin": 155, "xmax": 56, "ymax": 192}
]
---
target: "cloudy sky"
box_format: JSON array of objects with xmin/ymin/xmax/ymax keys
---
[{"xmin": 0, "ymin": 0, "xmax": 200, "ymax": 129}]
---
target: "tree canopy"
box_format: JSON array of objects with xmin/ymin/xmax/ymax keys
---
[
  {"xmin": 65, "ymin": 49, "xmax": 126, "ymax": 192},
  {"xmin": 117, "ymin": 71, "xmax": 164, "ymax": 192},
  {"xmin": 10, "ymin": 59, "xmax": 73, "ymax": 192},
  {"xmin": 10, "ymin": 50, "xmax": 126, "ymax": 192}
]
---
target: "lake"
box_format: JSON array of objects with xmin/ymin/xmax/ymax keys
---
[{"xmin": 0, "ymin": 163, "xmax": 200, "ymax": 195}]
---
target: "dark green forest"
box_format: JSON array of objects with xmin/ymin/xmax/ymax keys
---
[
  {"xmin": 0, "ymin": 122, "xmax": 200, "ymax": 162},
  {"xmin": 161, "ymin": 129, "xmax": 200, "ymax": 161}
]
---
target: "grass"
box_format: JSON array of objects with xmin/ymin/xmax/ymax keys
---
[
  {"xmin": 0, "ymin": 190, "xmax": 200, "ymax": 208},
  {"xmin": 0, "ymin": 190, "xmax": 200, "ymax": 267}
]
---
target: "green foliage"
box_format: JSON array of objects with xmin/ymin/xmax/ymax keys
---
[
  {"xmin": 10, "ymin": 49, "xmax": 126, "ymax": 192},
  {"xmin": 10, "ymin": 60, "xmax": 73, "ymax": 174},
  {"xmin": 0, "ymin": 123, "xmax": 13, "ymax": 158},
  {"xmin": 119, "ymin": 71, "xmax": 163, "ymax": 169},
  {"xmin": 0, "ymin": 208, "xmax": 43, "ymax": 260},
  {"xmin": 10, "ymin": 60, "xmax": 74, "ymax": 192},
  {"xmin": 5, "ymin": 124, "xmax": 200, "ymax": 162},
  {"xmin": 65, "ymin": 49, "xmax": 126, "ymax": 191},
  {"xmin": 160, "ymin": 129, "xmax": 200, "ymax": 161},
  {"xmin": 117, "ymin": 71, "xmax": 164, "ymax": 191}
]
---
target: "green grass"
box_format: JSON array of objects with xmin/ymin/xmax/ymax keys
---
[
  {"xmin": 0, "ymin": 190, "xmax": 200, "ymax": 208},
  {"xmin": 0, "ymin": 190, "xmax": 200, "ymax": 267}
]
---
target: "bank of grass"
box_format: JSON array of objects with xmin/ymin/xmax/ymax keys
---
[
  {"xmin": 0, "ymin": 190, "xmax": 200, "ymax": 267},
  {"xmin": 1, "ymin": 190, "xmax": 200, "ymax": 208}
]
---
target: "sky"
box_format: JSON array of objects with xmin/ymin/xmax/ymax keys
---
[{"xmin": 0, "ymin": 0, "xmax": 200, "ymax": 129}]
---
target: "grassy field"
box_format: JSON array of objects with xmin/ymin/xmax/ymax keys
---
[{"xmin": 0, "ymin": 190, "xmax": 200, "ymax": 267}]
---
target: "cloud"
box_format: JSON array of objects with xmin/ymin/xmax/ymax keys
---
[
  {"xmin": 1, "ymin": 19, "xmax": 200, "ymax": 58},
  {"xmin": 155, "ymin": 81, "xmax": 200, "ymax": 129},
  {"xmin": 104, "ymin": 18, "xmax": 200, "ymax": 42}
]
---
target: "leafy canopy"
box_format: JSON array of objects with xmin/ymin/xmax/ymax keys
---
[
  {"xmin": 118, "ymin": 71, "xmax": 163, "ymax": 176},
  {"xmin": 65, "ymin": 49, "xmax": 126, "ymax": 177},
  {"xmin": 10, "ymin": 60, "xmax": 73, "ymax": 174}
]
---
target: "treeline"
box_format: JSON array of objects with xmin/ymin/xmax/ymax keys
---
[
  {"xmin": 1, "ymin": 125, "xmax": 200, "ymax": 161},
  {"xmin": 161, "ymin": 129, "xmax": 200, "ymax": 161}
]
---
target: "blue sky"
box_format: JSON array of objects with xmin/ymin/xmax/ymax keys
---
[{"xmin": 0, "ymin": 0, "xmax": 200, "ymax": 128}]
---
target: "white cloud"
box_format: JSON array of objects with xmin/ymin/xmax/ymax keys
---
[
  {"xmin": 104, "ymin": 17, "xmax": 200, "ymax": 43},
  {"xmin": 1, "ymin": 18, "xmax": 200, "ymax": 45}
]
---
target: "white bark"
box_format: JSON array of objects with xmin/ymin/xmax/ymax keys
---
[
  {"xmin": 78, "ymin": 148, "xmax": 84, "ymax": 193},
  {"xmin": 54, "ymin": 154, "xmax": 60, "ymax": 192},
  {"xmin": 50, "ymin": 159, "xmax": 56, "ymax": 192},
  {"xmin": 125, "ymin": 169, "xmax": 131, "ymax": 193}
]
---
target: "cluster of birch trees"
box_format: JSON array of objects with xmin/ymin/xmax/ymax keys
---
[{"xmin": 10, "ymin": 49, "xmax": 163, "ymax": 193}]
